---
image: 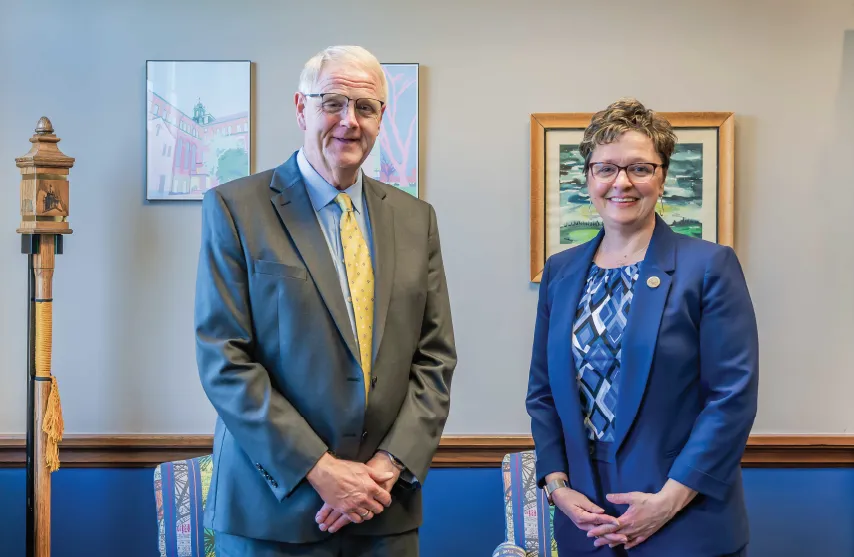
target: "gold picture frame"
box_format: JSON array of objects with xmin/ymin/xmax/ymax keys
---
[{"xmin": 530, "ymin": 111, "xmax": 735, "ymax": 282}]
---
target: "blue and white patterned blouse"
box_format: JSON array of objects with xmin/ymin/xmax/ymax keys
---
[{"xmin": 571, "ymin": 262, "xmax": 640, "ymax": 442}]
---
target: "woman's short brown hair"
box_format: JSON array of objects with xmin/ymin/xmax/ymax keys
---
[{"xmin": 579, "ymin": 98, "xmax": 677, "ymax": 173}]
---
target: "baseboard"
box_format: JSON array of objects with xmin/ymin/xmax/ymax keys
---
[{"xmin": 0, "ymin": 434, "xmax": 852, "ymax": 468}]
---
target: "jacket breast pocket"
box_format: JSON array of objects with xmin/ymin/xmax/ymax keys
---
[{"xmin": 252, "ymin": 259, "xmax": 307, "ymax": 281}]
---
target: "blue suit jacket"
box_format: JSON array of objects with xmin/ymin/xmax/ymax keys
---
[{"xmin": 526, "ymin": 215, "xmax": 759, "ymax": 556}]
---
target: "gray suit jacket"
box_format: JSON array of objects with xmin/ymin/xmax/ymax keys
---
[{"xmin": 194, "ymin": 152, "xmax": 457, "ymax": 543}]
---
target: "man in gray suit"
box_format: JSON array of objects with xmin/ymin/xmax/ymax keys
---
[{"xmin": 194, "ymin": 45, "xmax": 457, "ymax": 557}]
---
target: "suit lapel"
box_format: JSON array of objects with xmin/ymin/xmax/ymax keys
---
[
  {"xmin": 550, "ymin": 230, "xmax": 604, "ymax": 447},
  {"xmin": 363, "ymin": 177, "xmax": 394, "ymax": 362},
  {"xmin": 269, "ymin": 157, "xmax": 360, "ymax": 365},
  {"xmin": 612, "ymin": 215, "xmax": 676, "ymax": 453}
]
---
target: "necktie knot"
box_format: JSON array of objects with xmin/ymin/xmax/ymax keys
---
[{"xmin": 335, "ymin": 192, "xmax": 354, "ymax": 213}]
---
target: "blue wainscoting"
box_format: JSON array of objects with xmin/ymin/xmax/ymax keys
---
[{"xmin": 0, "ymin": 467, "xmax": 852, "ymax": 556}]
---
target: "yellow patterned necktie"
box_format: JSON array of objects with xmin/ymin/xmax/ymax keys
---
[{"xmin": 335, "ymin": 192, "xmax": 374, "ymax": 401}]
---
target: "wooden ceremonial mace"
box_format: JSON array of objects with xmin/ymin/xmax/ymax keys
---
[{"xmin": 15, "ymin": 117, "xmax": 72, "ymax": 557}]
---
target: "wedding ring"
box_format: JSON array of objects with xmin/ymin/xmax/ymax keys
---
[{"xmin": 360, "ymin": 510, "xmax": 370, "ymax": 518}]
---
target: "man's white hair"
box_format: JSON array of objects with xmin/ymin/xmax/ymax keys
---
[{"xmin": 298, "ymin": 45, "xmax": 388, "ymax": 103}]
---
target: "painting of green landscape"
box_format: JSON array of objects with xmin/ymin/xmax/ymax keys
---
[
  {"xmin": 662, "ymin": 143, "xmax": 704, "ymax": 238},
  {"xmin": 557, "ymin": 144, "xmax": 599, "ymax": 245},
  {"xmin": 557, "ymin": 143, "xmax": 706, "ymax": 246}
]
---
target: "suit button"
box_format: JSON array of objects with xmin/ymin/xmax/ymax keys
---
[
  {"xmin": 588, "ymin": 444, "xmax": 594, "ymax": 455},
  {"xmin": 371, "ymin": 377, "xmax": 377, "ymax": 389},
  {"xmin": 362, "ymin": 431, "xmax": 368, "ymax": 441}
]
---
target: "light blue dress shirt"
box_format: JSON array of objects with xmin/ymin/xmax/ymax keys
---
[
  {"xmin": 296, "ymin": 149, "xmax": 374, "ymax": 346},
  {"xmin": 297, "ymin": 149, "xmax": 418, "ymax": 487}
]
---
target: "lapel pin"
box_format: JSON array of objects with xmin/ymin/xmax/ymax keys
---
[{"xmin": 647, "ymin": 276, "xmax": 661, "ymax": 288}]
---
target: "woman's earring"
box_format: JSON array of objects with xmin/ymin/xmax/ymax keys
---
[{"xmin": 657, "ymin": 196, "xmax": 664, "ymax": 215}]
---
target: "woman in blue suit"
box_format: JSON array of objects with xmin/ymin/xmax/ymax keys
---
[{"xmin": 526, "ymin": 98, "xmax": 758, "ymax": 557}]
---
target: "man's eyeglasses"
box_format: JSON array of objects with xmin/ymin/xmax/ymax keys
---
[
  {"xmin": 304, "ymin": 93, "xmax": 384, "ymax": 120},
  {"xmin": 589, "ymin": 162, "xmax": 664, "ymax": 184}
]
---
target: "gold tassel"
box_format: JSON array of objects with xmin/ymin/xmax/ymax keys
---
[
  {"xmin": 35, "ymin": 300, "xmax": 63, "ymax": 471},
  {"xmin": 43, "ymin": 375, "xmax": 64, "ymax": 472}
]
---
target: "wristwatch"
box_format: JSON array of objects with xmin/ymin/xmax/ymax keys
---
[
  {"xmin": 383, "ymin": 451, "xmax": 406, "ymax": 471},
  {"xmin": 544, "ymin": 478, "xmax": 568, "ymax": 505}
]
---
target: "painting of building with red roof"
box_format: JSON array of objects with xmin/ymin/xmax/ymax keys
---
[{"xmin": 146, "ymin": 60, "xmax": 250, "ymax": 200}]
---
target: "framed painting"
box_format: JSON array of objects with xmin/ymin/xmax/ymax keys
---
[
  {"xmin": 362, "ymin": 63, "xmax": 419, "ymax": 198},
  {"xmin": 529, "ymin": 111, "xmax": 734, "ymax": 282},
  {"xmin": 146, "ymin": 60, "xmax": 251, "ymax": 201}
]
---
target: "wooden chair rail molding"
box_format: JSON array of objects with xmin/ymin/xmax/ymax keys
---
[{"xmin": 0, "ymin": 434, "xmax": 852, "ymax": 468}]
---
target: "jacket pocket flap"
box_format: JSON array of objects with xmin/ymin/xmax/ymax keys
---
[{"xmin": 253, "ymin": 259, "xmax": 307, "ymax": 280}]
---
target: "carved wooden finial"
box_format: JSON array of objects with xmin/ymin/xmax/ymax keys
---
[
  {"xmin": 35, "ymin": 117, "xmax": 54, "ymax": 135},
  {"xmin": 16, "ymin": 117, "xmax": 74, "ymax": 235}
]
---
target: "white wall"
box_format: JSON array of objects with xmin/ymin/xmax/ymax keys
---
[{"xmin": 1, "ymin": 0, "xmax": 852, "ymax": 435}]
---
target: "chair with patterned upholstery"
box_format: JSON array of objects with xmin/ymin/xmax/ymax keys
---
[
  {"xmin": 154, "ymin": 454, "xmax": 216, "ymax": 557},
  {"xmin": 492, "ymin": 451, "xmax": 557, "ymax": 557}
]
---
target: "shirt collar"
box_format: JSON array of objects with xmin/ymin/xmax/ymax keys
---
[{"xmin": 297, "ymin": 148, "xmax": 365, "ymax": 214}]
